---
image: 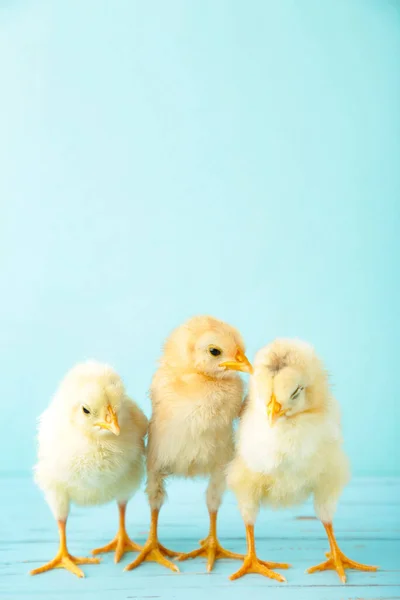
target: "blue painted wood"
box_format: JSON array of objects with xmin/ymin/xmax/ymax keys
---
[{"xmin": 0, "ymin": 475, "xmax": 399, "ymax": 600}]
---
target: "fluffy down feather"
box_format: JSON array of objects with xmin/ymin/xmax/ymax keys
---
[
  {"xmin": 31, "ymin": 361, "xmax": 148, "ymax": 577},
  {"xmin": 125, "ymin": 315, "xmax": 251, "ymax": 574},
  {"xmin": 228, "ymin": 339, "xmax": 349, "ymax": 524},
  {"xmin": 227, "ymin": 339, "xmax": 376, "ymax": 584},
  {"xmin": 35, "ymin": 361, "xmax": 147, "ymax": 517}
]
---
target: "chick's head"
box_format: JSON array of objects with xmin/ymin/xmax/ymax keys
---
[
  {"xmin": 162, "ymin": 315, "xmax": 252, "ymax": 378},
  {"xmin": 59, "ymin": 361, "xmax": 124, "ymax": 438},
  {"xmin": 74, "ymin": 383, "xmax": 122, "ymax": 437},
  {"xmin": 252, "ymin": 339, "xmax": 329, "ymax": 425}
]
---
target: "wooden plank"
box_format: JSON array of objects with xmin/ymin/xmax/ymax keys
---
[{"xmin": 0, "ymin": 476, "xmax": 399, "ymax": 600}]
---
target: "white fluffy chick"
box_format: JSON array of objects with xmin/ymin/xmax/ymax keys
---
[
  {"xmin": 125, "ymin": 315, "xmax": 252, "ymax": 574},
  {"xmin": 31, "ymin": 361, "xmax": 148, "ymax": 577},
  {"xmin": 227, "ymin": 339, "xmax": 377, "ymax": 584}
]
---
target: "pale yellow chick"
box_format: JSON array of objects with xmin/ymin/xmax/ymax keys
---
[
  {"xmin": 125, "ymin": 315, "xmax": 252, "ymax": 573},
  {"xmin": 32, "ymin": 361, "xmax": 148, "ymax": 577},
  {"xmin": 227, "ymin": 339, "xmax": 377, "ymax": 583}
]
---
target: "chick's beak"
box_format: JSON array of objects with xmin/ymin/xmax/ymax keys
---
[
  {"xmin": 95, "ymin": 405, "xmax": 120, "ymax": 436},
  {"xmin": 267, "ymin": 393, "xmax": 285, "ymax": 426},
  {"xmin": 219, "ymin": 349, "xmax": 253, "ymax": 374}
]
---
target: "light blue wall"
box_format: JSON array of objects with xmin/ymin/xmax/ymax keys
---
[{"xmin": 1, "ymin": 0, "xmax": 399, "ymax": 476}]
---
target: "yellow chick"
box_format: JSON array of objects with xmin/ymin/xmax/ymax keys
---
[
  {"xmin": 227, "ymin": 339, "xmax": 377, "ymax": 584},
  {"xmin": 125, "ymin": 315, "xmax": 252, "ymax": 573},
  {"xmin": 31, "ymin": 361, "xmax": 148, "ymax": 577}
]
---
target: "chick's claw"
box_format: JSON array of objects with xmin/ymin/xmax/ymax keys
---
[
  {"xmin": 124, "ymin": 540, "xmax": 180, "ymax": 573},
  {"xmin": 258, "ymin": 559, "xmax": 291, "ymax": 570},
  {"xmin": 325, "ymin": 550, "xmax": 377, "ymax": 571},
  {"xmin": 30, "ymin": 553, "xmax": 100, "ymax": 578},
  {"xmin": 308, "ymin": 523, "xmax": 378, "ymax": 584},
  {"xmin": 307, "ymin": 549, "xmax": 378, "ymax": 584},
  {"xmin": 230, "ymin": 555, "xmax": 287, "ymax": 582},
  {"xmin": 92, "ymin": 533, "xmax": 141, "ymax": 563},
  {"xmin": 177, "ymin": 537, "xmax": 244, "ymax": 573}
]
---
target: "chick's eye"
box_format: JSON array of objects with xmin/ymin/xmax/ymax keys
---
[
  {"xmin": 82, "ymin": 406, "xmax": 90, "ymax": 415},
  {"xmin": 290, "ymin": 386, "xmax": 303, "ymax": 400},
  {"xmin": 209, "ymin": 347, "xmax": 221, "ymax": 357}
]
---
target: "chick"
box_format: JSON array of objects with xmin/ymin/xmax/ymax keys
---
[
  {"xmin": 125, "ymin": 315, "xmax": 252, "ymax": 573},
  {"xmin": 227, "ymin": 339, "xmax": 377, "ymax": 584},
  {"xmin": 31, "ymin": 361, "xmax": 148, "ymax": 577}
]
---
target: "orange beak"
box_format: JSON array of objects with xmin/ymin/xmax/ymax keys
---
[
  {"xmin": 95, "ymin": 405, "xmax": 120, "ymax": 436},
  {"xmin": 219, "ymin": 349, "xmax": 253, "ymax": 374},
  {"xmin": 267, "ymin": 393, "xmax": 285, "ymax": 426}
]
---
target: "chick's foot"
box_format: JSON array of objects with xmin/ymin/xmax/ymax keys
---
[
  {"xmin": 30, "ymin": 520, "xmax": 100, "ymax": 578},
  {"xmin": 230, "ymin": 554, "xmax": 288, "ymax": 582},
  {"xmin": 92, "ymin": 502, "xmax": 141, "ymax": 562},
  {"xmin": 124, "ymin": 539, "xmax": 179, "ymax": 572},
  {"xmin": 229, "ymin": 524, "xmax": 289, "ymax": 582},
  {"xmin": 307, "ymin": 523, "xmax": 378, "ymax": 584},
  {"xmin": 30, "ymin": 551, "xmax": 99, "ymax": 578},
  {"xmin": 307, "ymin": 550, "xmax": 378, "ymax": 584},
  {"xmin": 307, "ymin": 548, "xmax": 378, "ymax": 583},
  {"xmin": 124, "ymin": 509, "xmax": 179, "ymax": 573},
  {"xmin": 177, "ymin": 510, "xmax": 244, "ymax": 572},
  {"xmin": 177, "ymin": 535, "xmax": 244, "ymax": 573},
  {"xmin": 92, "ymin": 531, "xmax": 141, "ymax": 563}
]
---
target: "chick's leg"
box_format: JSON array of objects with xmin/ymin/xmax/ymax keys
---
[
  {"xmin": 228, "ymin": 463, "xmax": 290, "ymax": 581},
  {"xmin": 92, "ymin": 502, "xmax": 141, "ymax": 563},
  {"xmin": 30, "ymin": 520, "xmax": 100, "ymax": 578},
  {"xmin": 177, "ymin": 471, "xmax": 243, "ymax": 572},
  {"xmin": 125, "ymin": 472, "xmax": 179, "ymax": 572},
  {"xmin": 307, "ymin": 522, "xmax": 378, "ymax": 584}
]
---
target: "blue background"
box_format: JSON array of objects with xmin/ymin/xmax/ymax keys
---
[{"xmin": 1, "ymin": 0, "xmax": 399, "ymax": 476}]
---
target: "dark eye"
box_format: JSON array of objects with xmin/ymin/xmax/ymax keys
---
[
  {"xmin": 290, "ymin": 386, "xmax": 303, "ymax": 400},
  {"xmin": 209, "ymin": 347, "xmax": 222, "ymax": 357},
  {"xmin": 82, "ymin": 406, "xmax": 90, "ymax": 415}
]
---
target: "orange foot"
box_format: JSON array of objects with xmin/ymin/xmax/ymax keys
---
[
  {"xmin": 307, "ymin": 522, "xmax": 378, "ymax": 583},
  {"xmin": 30, "ymin": 552, "xmax": 100, "ymax": 578},
  {"xmin": 307, "ymin": 548, "xmax": 377, "ymax": 583},
  {"xmin": 178, "ymin": 510, "xmax": 246, "ymax": 572},
  {"xmin": 92, "ymin": 531, "xmax": 141, "ymax": 563},
  {"xmin": 125, "ymin": 538, "xmax": 179, "ymax": 573},
  {"xmin": 124, "ymin": 509, "xmax": 180, "ymax": 573},
  {"xmin": 177, "ymin": 535, "xmax": 244, "ymax": 573},
  {"xmin": 230, "ymin": 553, "xmax": 289, "ymax": 582},
  {"xmin": 92, "ymin": 502, "xmax": 141, "ymax": 563},
  {"xmin": 229, "ymin": 524, "xmax": 289, "ymax": 582},
  {"xmin": 30, "ymin": 520, "xmax": 100, "ymax": 578}
]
